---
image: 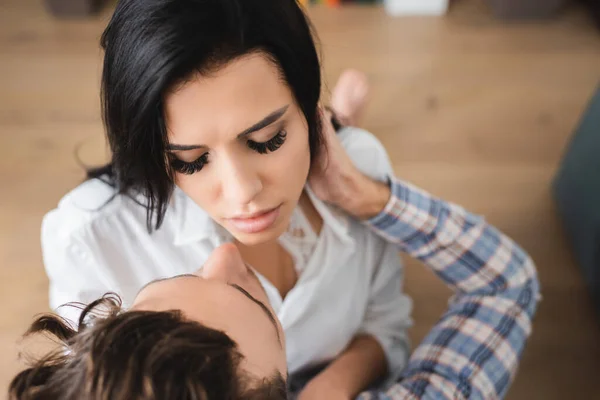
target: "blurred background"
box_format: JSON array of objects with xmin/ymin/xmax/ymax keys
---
[{"xmin": 1, "ymin": 0, "xmax": 599, "ymax": 398}]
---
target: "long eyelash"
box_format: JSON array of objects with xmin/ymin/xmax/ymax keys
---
[
  {"xmin": 169, "ymin": 130, "xmax": 286, "ymax": 175},
  {"xmin": 170, "ymin": 153, "xmax": 209, "ymax": 175},
  {"xmin": 247, "ymin": 130, "xmax": 287, "ymax": 154}
]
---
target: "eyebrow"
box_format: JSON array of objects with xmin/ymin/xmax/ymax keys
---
[
  {"xmin": 138, "ymin": 274, "xmax": 282, "ymax": 347},
  {"xmin": 167, "ymin": 105, "xmax": 290, "ymax": 151},
  {"xmin": 228, "ymin": 283, "xmax": 282, "ymax": 346},
  {"xmin": 136, "ymin": 276, "xmax": 174, "ymax": 295}
]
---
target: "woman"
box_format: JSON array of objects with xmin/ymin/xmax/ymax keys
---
[{"xmin": 42, "ymin": 0, "xmax": 411, "ymax": 397}]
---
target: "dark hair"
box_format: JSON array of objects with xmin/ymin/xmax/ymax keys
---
[
  {"xmin": 92, "ymin": 0, "xmax": 322, "ymax": 231},
  {"xmin": 9, "ymin": 294, "xmax": 287, "ymax": 400}
]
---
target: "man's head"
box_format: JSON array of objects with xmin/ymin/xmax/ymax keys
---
[{"xmin": 10, "ymin": 245, "xmax": 288, "ymax": 400}]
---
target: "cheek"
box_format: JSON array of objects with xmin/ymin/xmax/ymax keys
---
[
  {"xmin": 175, "ymin": 173, "xmax": 219, "ymax": 214},
  {"xmin": 263, "ymin": 127, "xmax": 311, "ymax": 191}
]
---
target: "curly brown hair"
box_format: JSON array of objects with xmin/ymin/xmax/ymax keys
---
[{"xmin": 9, "ymin": 293, "xmax": 287, "ymax": 400}]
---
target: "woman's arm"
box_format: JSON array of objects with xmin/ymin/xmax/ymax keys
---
[
  {"xmin": 299, "ymin": 335, "xmax": 388, "ymax": 400},
  {"xmin": 42, "ymin": 208, "xmax": 116, "ymax": 326},
  {"xmin": 299, "ymin": 238, "xmax": 412, "ymax": 399}
]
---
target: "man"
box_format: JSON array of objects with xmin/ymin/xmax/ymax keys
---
[{"xmin": 10, "ymin": 72, "xmax": 540, "ymax": 400}]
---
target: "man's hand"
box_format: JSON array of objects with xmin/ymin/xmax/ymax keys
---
[
  {"xmin": 308, "ymin": 109, "xmax": 390, "ymax": 220},
  {"xmin": 308, "ymin": 108, "xmax": 360, "ymax": 208}
]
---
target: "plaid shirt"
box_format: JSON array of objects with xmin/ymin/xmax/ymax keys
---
[{"xmin": 359, "ymin": 178, "xmax": 541, "ymax": 400}]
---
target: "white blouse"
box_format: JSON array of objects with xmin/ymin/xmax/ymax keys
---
[{"xmin": 41, "ymin": 127, "xmax": 413, "ymax": 383}]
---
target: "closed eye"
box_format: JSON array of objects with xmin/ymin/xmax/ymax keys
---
[
  {"xmin": 169, "ymin": 153, "xmax": 209, "ymax": 175},
  {"xmin": 167, "ymin": 105, "xmax": 289, "ymax": 175},
  {"xmin": 169, "ymin": 130, "xmax": 287, "ymax": 175},
  {"xmin": 247, "ymin": 129, "xmax": 287, "ymax": 154}
]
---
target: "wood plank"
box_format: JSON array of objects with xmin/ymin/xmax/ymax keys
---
[{"xmin": 1, "ymin": 0, "xmax": 599, "ymax": 397}]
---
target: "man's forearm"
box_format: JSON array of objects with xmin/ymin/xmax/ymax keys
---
[{"xmin": 356, "ymin": 177, "xmax": 540, "ymax": 400}]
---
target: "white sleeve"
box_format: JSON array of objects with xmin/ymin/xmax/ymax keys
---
[
  {"xmin": 358, "ymin": 240, "xmax": 413, "ymax": 387},
  {"xmin": 339, "ymin": 127, "xmax": 412, "ymax": 384},
  {"xmin": 41, "ymin": 210, "xmax": 114, "ymax": 326},
  {"xmin": 337, "ymin": 126, "xmax": 394, "ymax": 183}
]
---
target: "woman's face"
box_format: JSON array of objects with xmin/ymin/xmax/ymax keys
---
[{"xmin": 164, "ymin": 53, "xmax": 312, "ymax": 245}]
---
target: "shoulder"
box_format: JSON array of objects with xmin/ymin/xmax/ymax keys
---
[
  {"xmin": 41, "ymin": 178, "xmax": 144, "ymax": 246},
  {"xmin": 337, "ymin": 126, "xmax": 394, "ymax": 182},
  {"xmin": 41, "ymin": 178, "xmax": 218, "ymax": 250}
]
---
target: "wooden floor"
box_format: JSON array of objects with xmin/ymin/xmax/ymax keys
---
[{"xmin": 1, "ymin": 0, "xmax": 600, "ymax": 398}]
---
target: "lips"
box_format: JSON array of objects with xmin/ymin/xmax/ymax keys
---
[{"xmin": 225, "ymin": 205, "xmax": 282, "ymax": 234}]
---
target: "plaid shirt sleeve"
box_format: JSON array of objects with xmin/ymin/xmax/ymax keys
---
[{"xmin": 357, "ymin": 178, "xmax": 541, "ymax": 400}]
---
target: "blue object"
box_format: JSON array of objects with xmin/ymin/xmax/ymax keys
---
[{"xmin": 552, "ymin": 83, "xmax": 600, "ymax": 316}]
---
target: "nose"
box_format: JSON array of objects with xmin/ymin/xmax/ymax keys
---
[
  {"xmin": 220, "ymin": 154, "xmax": 262, "ymax": 206},
  {"xmin": 201, "ymin": 243, "xmax": 247, "ymax": 282}
]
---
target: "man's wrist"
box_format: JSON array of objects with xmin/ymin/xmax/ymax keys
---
[{"xmin": 342, "ymin": 173, "xmax": 391, "ymax": 220}]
